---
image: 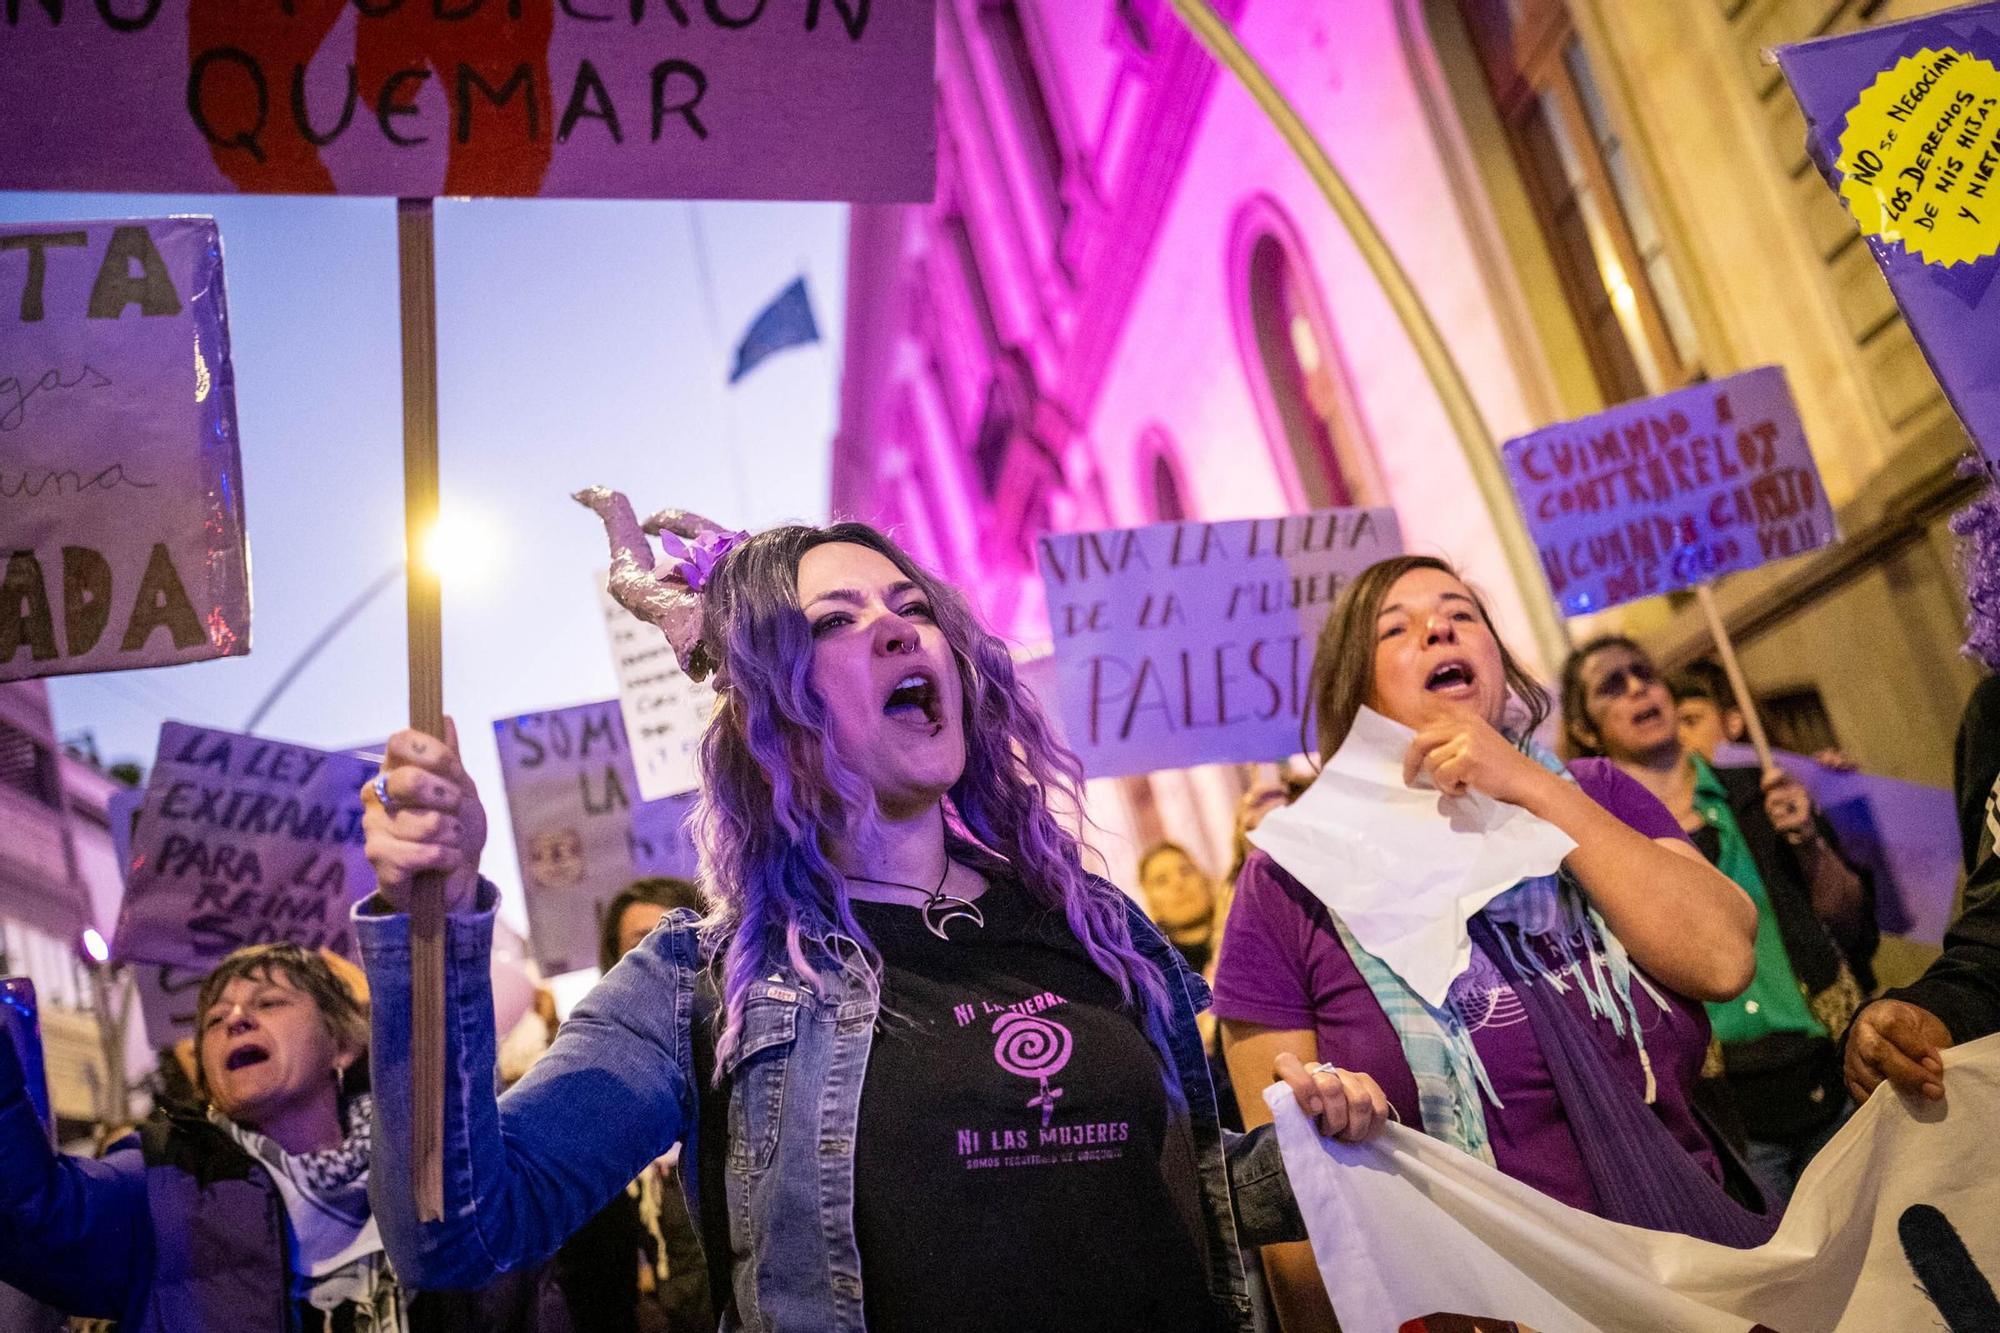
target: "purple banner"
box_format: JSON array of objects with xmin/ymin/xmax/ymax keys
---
[
  {"xmin": 1502, "ymin": 366, "xmax": 1838, "ymax": 616},
  {"xmin": 1036, "ymin": 509, "xmax": 1403, "ymax": 778},
  {"xmin": 1777, "ymin": 6, "xmax": 2000, "ymax": 472},
  {"xmin": 2, "ymin": 216, "xmax": 250, "ymax": 682},
  {"xmin": 115, "ymin": 722, "xmax": 375, "ymax": 971},
  {"xmin": 0, "ymin": 3, "xmax": 935, "ymax": 203},
  {"xmin": 1715, "ymin": 743, "xmax": 1960, "ymax": 948},
  {"xmin": 494, "ymin": 698, "xmax": 697, "ymax": 976}
]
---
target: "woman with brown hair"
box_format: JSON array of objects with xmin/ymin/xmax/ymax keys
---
[{"xmin": 1212, "ymin": 555, "xmax": 1764, "ymax": 1328}]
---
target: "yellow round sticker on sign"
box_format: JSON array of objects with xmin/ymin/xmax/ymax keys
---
[{"xmin": 1836, "ymin": 46, "xmax": 2000, "ymax": 267}]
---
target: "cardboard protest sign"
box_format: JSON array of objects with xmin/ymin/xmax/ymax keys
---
[
  {"xmin": 0, "ymin": 3, "xmax": 935, "ymax": 203},
  {"xmin": 1502, "ymin": 367, "xmax": 1837, "ymax": 616},
  {"xmin": 597, "ymin": 579, "xmax": 714, "ymax": 801},
  {"xmin": 114, "ymin": 723, "xmax": 375, "ymax": 974},
  {"xmin": 1, "ymin": 216, "xmax": 250, "ymax": 682},
  {"xmin": 494, "ymin": 698, "xmax": 697, "ymax": 976},
  {"xmin": 1036, "ymin": 509, "xmax": 1402, "ymax": 777},
  {"xmin": 1268, "ymin": 1035, "xmax": 2000, "ymax": 1332},
  {"xmin": 1778, "ymin": 6, "xmax": 2000, "ymax": 471}
]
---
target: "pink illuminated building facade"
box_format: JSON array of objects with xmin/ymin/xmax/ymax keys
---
[{"xmin": 835, "ymin": 0, "xmax": 1986, "ymax": 888}]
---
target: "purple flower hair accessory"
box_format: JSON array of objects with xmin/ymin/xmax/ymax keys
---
[{"xmin": 657, "ymin": 526, "xmax": 748, "ymax": 594}]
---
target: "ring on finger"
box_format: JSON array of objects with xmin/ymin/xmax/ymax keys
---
[
  {"xmin": 372, "ymin": 772, "xmax": 397, "ymax": 816},
  {"xmin": 1304, "ymin": 1061, "xmax": 1340, "ymax": 1077}
]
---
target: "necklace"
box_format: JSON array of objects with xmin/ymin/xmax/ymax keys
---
[{"xmin": 844, "ymin": 858, "xmax": 985, "ymax": 940}]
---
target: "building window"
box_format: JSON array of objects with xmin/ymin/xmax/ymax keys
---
[
  {"xmin": 0, "ymin": 718, "xmax": 59, "ymax": 809},
  {"xmin": 979, "ymin": 1, "xmax": 1070, "ymax": 237},
  {"xmin": 1228, "ymin": 197, "xmax": 1384, "ymax": 511},
  {"xmin": 1458, "ymin": 0, "xmax": 1700, "ymax": 402},
  {"xmin": 1141, "ymin": 425, "xmax": 1190, "ymax": 521}
]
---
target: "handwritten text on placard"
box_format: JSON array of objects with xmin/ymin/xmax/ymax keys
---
[
  {"xmin": 1, "ymin": 217, "xmax": 250, "ymax": 682},
  {"xmin": 1037, "ymin": 509, "xmax": 1402, "ymax": 778},
  {"xmin": 0, "ymin": 4, "xmax": 935, "ymax": 203},
  {"xmin": 494, "ymin": 698, "xmax": 697, "ymax": 976},
  {"xmin": 1502, "ymin": 366, "xmax": 1837, "ymax": 616},
  {"xmin": 115, "ymin": 723, "xmax": 374, "ymax": 972}
]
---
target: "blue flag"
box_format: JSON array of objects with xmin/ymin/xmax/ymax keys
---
[{"xmin": 729, "ymin": 276, "xmax": 821, "ymax": 384}]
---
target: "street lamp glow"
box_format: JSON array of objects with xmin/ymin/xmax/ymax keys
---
[
  {"xmin": 419, "ymin": 509, "xmax": 494, "ymax": 586},
  {"xmin": 80, "ymin": 927, "xmax": 110, "ymax": 965}
]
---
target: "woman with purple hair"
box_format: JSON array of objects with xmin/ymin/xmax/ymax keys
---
[{"xmin": 351, "ymin": 506, "xmax": 1360, "ymax": 1332}]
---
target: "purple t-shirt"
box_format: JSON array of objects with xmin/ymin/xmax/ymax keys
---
[{"xmin": 1213, "ymin": 757, "xmax": 1721, "ymax": 1215}]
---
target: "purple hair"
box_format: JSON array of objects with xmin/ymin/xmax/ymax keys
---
[
  {"xmin": 690, "ymin": 522, "xmax": 1168, "ymax": 1072},
  {"xmin": 1951, "ymin": 460, "xmax": 2000, "ymax": 671}
]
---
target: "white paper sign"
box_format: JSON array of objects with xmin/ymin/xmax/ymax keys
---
[
  {"xmin": 1267, "ymin": 1034, "xmax": 2000, "ymax": 1332},
  {"xmin": 597, "ymin": 579, "xmax": 714, "ymax": 801}
]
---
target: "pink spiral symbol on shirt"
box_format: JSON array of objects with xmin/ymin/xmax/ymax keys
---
[
  {"xmin": 992, "ymin": 1012, "xmax": 1072, "ymax": 1129},
  {"xmin": 991, "ymin": 1012, "xmax": 1072, "ymax": 1080}
]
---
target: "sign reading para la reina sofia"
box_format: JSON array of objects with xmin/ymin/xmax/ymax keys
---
[
  {"xmin": 1, "ymin": 216, "xmax": 251, "ymax": 683},
  {"xmin": 0, "ymin": 1, "xmax": 936, "ymax": 202},
  {"xmin": 1501, "ymin": 366, "xmax": 1838, "ymax": 616}
]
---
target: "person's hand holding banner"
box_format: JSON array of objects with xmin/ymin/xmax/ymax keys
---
[
  {"xmin": 361, "ymin": 721, "xmax": 485, "ymax": 916},
  {"xmin": 1273, "ymin": 1051, "xmax": 1391, "ymax": 1144},
  {"xmin": 1845, "ymin": 998, "xmax": 1951, "ymax": 1104}
]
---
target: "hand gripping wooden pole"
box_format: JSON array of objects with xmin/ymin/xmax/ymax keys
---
[{"xmin": 396, "ymin": 197, "xmax": 448, "ymax": 1222}]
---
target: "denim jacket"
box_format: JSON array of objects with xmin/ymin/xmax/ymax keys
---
[{"xmin": 355, "ymin": 880, "xmax": 1299, "ymax": 1332}]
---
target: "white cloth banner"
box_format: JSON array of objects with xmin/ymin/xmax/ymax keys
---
[{"xmin": 1266, "ymin": 1034, "xmax": 2000, "ymax": 1332}]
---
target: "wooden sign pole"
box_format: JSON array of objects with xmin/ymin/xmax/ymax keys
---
[
  {"xmin": 395, "ymin": 197, "xmax": 447, "ymax": 1223},
  {"xmin": 1693, "ymin": 583, "xmax": 1775, "ymax": 774}
]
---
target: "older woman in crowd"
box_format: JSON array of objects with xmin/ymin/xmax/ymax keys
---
[
  {"xmin": 1562, "ymin": 634, "xmax": 1875, "ymax": 1197},
  {"xmin": 1213, "ymin": 555, "xmax": 1764, "ymax": 1332},
  {"xmin": 0, "ymin": 942, "xmax": 556, "ymax": 1332}
]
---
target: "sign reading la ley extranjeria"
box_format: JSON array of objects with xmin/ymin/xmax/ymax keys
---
[
  {"xmin": 1502, "ymin": 365, "xmax": 1837, "ymax": 617},
  {"xmin": 1036, "ymin": 509, "xmax": 1403, "ymax": 778},
  {"xmin": 2, "ymin": 216, "xmax": 250, "ymax": 682},
  {"xmin": 0, "ymin": 3, "xmax": 936, "ymax": 202},
  {"xmin": 115, "ymin": 722, "xmax": 375, "ymax": 972}
]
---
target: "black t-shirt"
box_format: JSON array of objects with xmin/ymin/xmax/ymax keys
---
[{"xmin": 850, "ymin": 880, "xmax": 1218, "ymax": 1333}]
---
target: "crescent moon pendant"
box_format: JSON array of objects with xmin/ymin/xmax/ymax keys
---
[{"xmin": 923, "ymin": 895, "xmax": 985, "ymax": 940}]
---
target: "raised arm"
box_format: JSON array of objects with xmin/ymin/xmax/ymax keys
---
[
  {"xmin": 0, "ymin": 1031, "xmax": 150, "ymax": 1317},
  {"xmin": 358, "ymin": 724, "xmax": 694, "ymax": 1290},
  {"xmin": 357, "ymin": 885, "xmax": 696, "ymax": 1290},
  {"xmin": 1406, "ymin": 711, "xmax": 1756, "ymax": 1002}
]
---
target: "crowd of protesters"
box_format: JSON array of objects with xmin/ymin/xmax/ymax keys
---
[{"xmin": 3, "ymin": 525, "xmax": 1998, "ymax": 1333}]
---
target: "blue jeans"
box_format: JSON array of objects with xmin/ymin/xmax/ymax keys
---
[{"xmin": 1743, "ymin": 1102, "xmax": 1852, "ymax": 1202}]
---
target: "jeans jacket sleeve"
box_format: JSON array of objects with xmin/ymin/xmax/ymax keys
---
[
  {"xmin": 355, "ymin": 883, "xmax": 696, "ymax": 1291},
  {"xmin": 0, "ymin": 1033, "xmax": 150, "ymax": 1317},
  {"xmin": 1224, "ymin": 1123, "xmax": 1306, "ymax": 1247}
]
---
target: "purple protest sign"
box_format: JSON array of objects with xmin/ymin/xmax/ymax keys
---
[
  {"xmin": 494, "ymin": 698, "xmax": 697, "ymax": 976},
  {"xmin": 1, "ymin": 217, "xmax": 250, "ymax": 682},
  {"xmin": 115, "ymin": 722, "xmax": 375, "ymax": 972},
  {"xmin": 0, "ymin": 4, "xmax": 935, "ymax": 203},
  {"xmin": 1502, "ymin": 367, "xmax": 1838, "ymax": 616},
  {"xmin": 1036, "ymin": 509, "xmax": 1403, "ymax": 777},
  {"xmin": 1777, "ymin": 6, "xmax": 2000, "ymax": 471}
]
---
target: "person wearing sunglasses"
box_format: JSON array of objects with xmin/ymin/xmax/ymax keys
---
[{"xmin": 1560, "ymin": 635, "xmax": 1875, "ymax": 1198}]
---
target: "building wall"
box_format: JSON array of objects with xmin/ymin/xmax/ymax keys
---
[
  {"xmin": 0, "ymin": 681, "xmax": 146, "ymax": 1126},
  {"xmin": 836, "ymin": 0, "xmax": 1987, "ymax": 892}
]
